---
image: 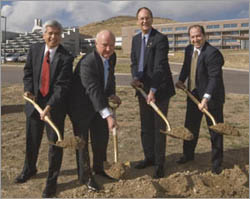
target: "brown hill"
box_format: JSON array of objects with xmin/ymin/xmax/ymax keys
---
[{"xmin": 79, "ymin": 15, "xmax": 175, "ymax": 37}]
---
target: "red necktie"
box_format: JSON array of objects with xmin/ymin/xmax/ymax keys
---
[{"xmin": 40, "ymin": 50, "xmax": 50, "ymax": 97}]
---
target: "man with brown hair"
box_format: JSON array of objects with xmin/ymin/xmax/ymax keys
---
[{"xmin": 176, "ymin": 25, "xmax": 225, "ymax": 175}]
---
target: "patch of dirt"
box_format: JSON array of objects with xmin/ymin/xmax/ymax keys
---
[{"xmin": 1, "ymin": 84, "xmax": 249, "ymax": 198}]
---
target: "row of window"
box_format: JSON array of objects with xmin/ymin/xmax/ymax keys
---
[
  {"xmin": 167, "ymin": 39, "xmax": 239, "ymax": 45},
  {"xmin": 134, "ymin": 23, "xmax": 248, "ymax": 34}
]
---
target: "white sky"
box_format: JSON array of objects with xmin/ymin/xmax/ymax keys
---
[{"xmin": 1, "ymin": 1, "xmax": 249, "ymax": 33}]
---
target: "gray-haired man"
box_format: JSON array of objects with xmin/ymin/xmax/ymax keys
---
[{"xmin": 14, "ymin": 20, "xmax": 73, "ymax": 198}]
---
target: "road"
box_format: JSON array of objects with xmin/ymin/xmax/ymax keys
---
[{"xmin": 1, "ymin": 62, "xmax": 249, "ymax": 94}]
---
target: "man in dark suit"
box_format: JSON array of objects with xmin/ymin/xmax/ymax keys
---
[
  {"xmin": 130, "ymin": 7, "xmax": 175, "ymax": 179},
  {"xmin": 176, "ymin": 25, "xmax": 225, "ymax": 175},
  {"xmin": 67, "ymin": 30, "xmax": 121, "ymax": 191},
  {"xmin": 14, "ymin": 20, "xmax": 73, "ymax": 198}
]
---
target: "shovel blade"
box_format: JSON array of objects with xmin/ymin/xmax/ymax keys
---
[
  {"xmin": 55, "ymin": 136, "xmax": 85, "ymax": 149},
  {"xmin": 160, "ymin": 127, "xmax": 194, "ymax": 141},
  {"xmin": 209, "ymin": 123, "xmax": 240, "ymax": 136}
]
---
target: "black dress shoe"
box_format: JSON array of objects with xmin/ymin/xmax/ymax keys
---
[
  {"xmin": 14, "ymin": 170, "xmax": 37, "ymax": 184},
  {"xmin": 42, "ymin": 184, "xmax": 57, "ymax": 198},
  {"xmin": 176, "ymin": 156, "xmax": 194, "ymax": 164},
  {"xmin": 134, "ymin": 159, "xmax": 154, "ymax": 169},
  {"xmin": 153, "ymin": 165, "xmax": 164, "ymax": 179},
  {"xmin": 94, "ymin": 170, "xmax": 117, "ymax": 181},
  {"xmin": 212, "ymin": 166, "xmax": 222, "ymax": 175},
  {"xmin": 86, "ymin": 177, "xmax": 99, "ymax": 191}
]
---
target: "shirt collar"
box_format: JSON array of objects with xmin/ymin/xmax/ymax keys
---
[
  {"xmin": 142, "ymin": 28, "xmax": 152, "ymax": 42},
  {"xmin": 194, "ymin": 46, "xmax": 202, "ymax": 55},
  {"xmin": 45, "ymin": 45, "xmax": 59, "ymax": 61}
]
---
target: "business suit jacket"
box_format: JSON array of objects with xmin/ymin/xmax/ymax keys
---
[
  {"xmin": 24, "ymin": 42, "xmax": 74, "ymax": 116},
  {"xmin": 68, "ymin": 50, "xmax": 116, "ymax": 120},
  {"xmin": 179, "ymin": 41, "xmax": 225, "ymax": 107},
  {"xmin": 22, "ymin": 42, "xmax": 73, "ymax": 186},
  {"xmin": 131, "ymin": 28, "xmax": 175, "ymax": 101},
  {"xmin": 178, "ymin": 41, "xmax": 225, "ymax": 166}
]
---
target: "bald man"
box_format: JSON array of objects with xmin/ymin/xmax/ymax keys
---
[{"xmin": 67, "ymin": 30, "xmax": 121, "ymax": 191}]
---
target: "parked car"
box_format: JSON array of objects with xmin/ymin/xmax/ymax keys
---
[
  {"xmin": 18, "ymin": 53, "xmax": 27, "ymax": 62},
  {"xmin": 5, "ymin": 53, "xmax": 20, "ymax": 62}
]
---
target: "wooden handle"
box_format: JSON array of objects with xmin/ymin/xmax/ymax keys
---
[
  {"xmin": 112, "ymin": 109, "xmax": 118, "ymax": 163},
  {"xmin": 181, "ymin": 87, "xmax": 217, "ymax": 126},
  {"xmin": 134, "ymin": 86, "xmax": 171, "ymax": 132},
  {"xmin": 23, "ymin": 95, "xmax": 63, "ymax": 141},
  {"xmin": 113, "ymin": 127, "xmax": 118, "ymax": 163}
]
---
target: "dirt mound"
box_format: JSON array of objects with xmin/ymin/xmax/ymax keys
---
[{"xmin": 1, "ymin": 85, "xmax": 249, "ymax": 198}]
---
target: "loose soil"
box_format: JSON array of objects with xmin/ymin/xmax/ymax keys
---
[{"xmin": 1, "ymin": 84, "xmax": 249, "ymax": 198}]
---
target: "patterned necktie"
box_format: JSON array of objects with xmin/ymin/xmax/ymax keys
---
[
  {"xmin": 104, "ymin": 59, "xmax": 110, "ymax": 89},
  {"xmin": 138, "ymin": 36, "xmax": 146, "ymax": 75},
  {"xmin": 189, "ymin": 50, "xmax": 198, "ymax": 91},
  {"xmin": 40, "ymin": 50, "xmax": 50, "ymax": 96}
]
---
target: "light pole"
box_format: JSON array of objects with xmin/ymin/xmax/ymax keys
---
[{"xmin": 1, "ymin": 16, "xmax": 7, "ymax": 63}]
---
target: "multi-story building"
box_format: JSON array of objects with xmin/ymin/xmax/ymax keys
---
[{"xmin": 122, "ymin": 18, "xmax": 249, "ymax": 54}]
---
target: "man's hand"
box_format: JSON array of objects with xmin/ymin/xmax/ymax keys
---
[
  {"xmin": 147, "ymin": 90, "xmax": 155, "ymax": 104},
  {"xmin": 24, "ymin": 91, "xmax": 36, "ymax": 101},
  {"xmin": 109, "ymin": 95, "xmax": 122, "ymax": 108},
  {"xmin": 198, "ymin": 98, "xmax": 208, "ymax": 112},
  {"xmin": 131, "ymin": 79, "xmax": 143, "ymax": 88},
  {"xmin": 40, "ymin": 105, "xmax": 51, "ymax": 121},
  {"xmin": 175, "ymin": 80, "xmax": 186, "ymax": 90},
  {"xmin": 106, "ymin": 115, "xmax": 118, "ymax": 132}
]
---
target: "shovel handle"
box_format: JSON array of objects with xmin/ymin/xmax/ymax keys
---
[
  {"xmin": 180, "ymin": 87, "xmax": 217, "ymax": 126},
  {"xmin": 134, "ymin": 86, "xmax": 171, "ymax": 132},
  {"xmin": 110, "ymin": 107, "xmax": 118, "ymax": 163},
  {"xmin": 23, "ymin": 95, "xmax": 63, "ymax": 141}
]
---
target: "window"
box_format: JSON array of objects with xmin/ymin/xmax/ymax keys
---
[
  {"xmin": 208, "ymin": 39, "xmax": 221, "ymax": 43},
  {"xmin": 161, "ymin": 27, "xmax": 173, "ymax": 33},
  {"xmin": 223, "ymin": 24, "xmax": 237, "ymax": 28},
  {"xmin": 167, "ymin": 34, "xmax": 174, "ymax": 38},
  {"xmin": 206, "ymin": 24, "xmax": 220, "ymax": 29},
  {"xmin": 241, "ymin": 23, "xmax": 249, "ymax": 27},
  {"xmin": 176, "ymin": 40, "xmax": 188, "ymax": 44},
  {"xmin": 168, "ymin": 41, "xmax": 173, "ymax": 45},
  {"xmin": 175, "ymin": 26, "xmax": 187, "ymax": 31},
  {"xmin": 208, "ymin": 32, "xmax": 221, "ymax": 36},
  {"xmin": 224, "ymin": 39, "xmax": 237, "ymax": 42}
]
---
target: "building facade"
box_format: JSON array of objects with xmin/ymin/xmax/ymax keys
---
[{"xmin": 122, "ymin": 18, "xmax": 249, "ymax": 55}]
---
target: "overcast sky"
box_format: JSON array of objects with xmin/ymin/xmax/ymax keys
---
[{"xmin": 1, "ymin": 0, "xmax": 249, "ymax": 33}]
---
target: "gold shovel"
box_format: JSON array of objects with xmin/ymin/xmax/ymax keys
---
[
  {"xmin": 132, "ymin": 85, "xmax": 193, "ymax": 141},
  {"xmin": 180, "ymin": 87, "xmax": 240, "ymax": 136},
  {"xmin": 23, "ymin": 95, "xmax": 85, "ymax": 149}
]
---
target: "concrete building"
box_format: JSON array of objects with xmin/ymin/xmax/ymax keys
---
[{"xmin": 122, "ymin": 18, "xmax": 249, "ymax": 55}]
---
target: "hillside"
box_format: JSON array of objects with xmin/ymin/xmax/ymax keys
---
[{"xmin": 79, "ymin": 15, "xmax": 175, "ymax": 37}]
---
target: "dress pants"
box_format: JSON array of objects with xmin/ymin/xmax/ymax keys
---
[
  {"xmin": 183, "ymin": 90, "xmax": 224, "ymax": 167},
  {"xmin": 71, "ymin": 112, "xmax": 109, "ymax": 181},
  {"xmin": 22, "ymin": 101, "xmax": 65, "ymax": 187},
  {"xmin": 89, "ymin": 113, "xmax": 109, "ymax": 173},
  {"xmin": 138, "ymin": 95, "xmax": 170, "ymax": 166},
  {"xmin": 71, "ymin": 118, "xmax": 92, "ymax": 183}
]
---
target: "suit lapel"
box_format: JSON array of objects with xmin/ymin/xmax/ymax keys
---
[
  {"xmin": 35, "ymin": 44, "xmax": 45, "ymax": 87},
  {"xmin": 144, "ymin": 33, "xmax": 153, "ymax": 66},
  {"xmin": 136, "ymin": 33, "xmax": 142, "ymax": 65},
  {"xmin": 95, "ymin": 51, "xmax": 105, "ymax": 88},
  {"xmin": 50, "ymin": 46, "xmax": 61, "ymax": 83}
]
